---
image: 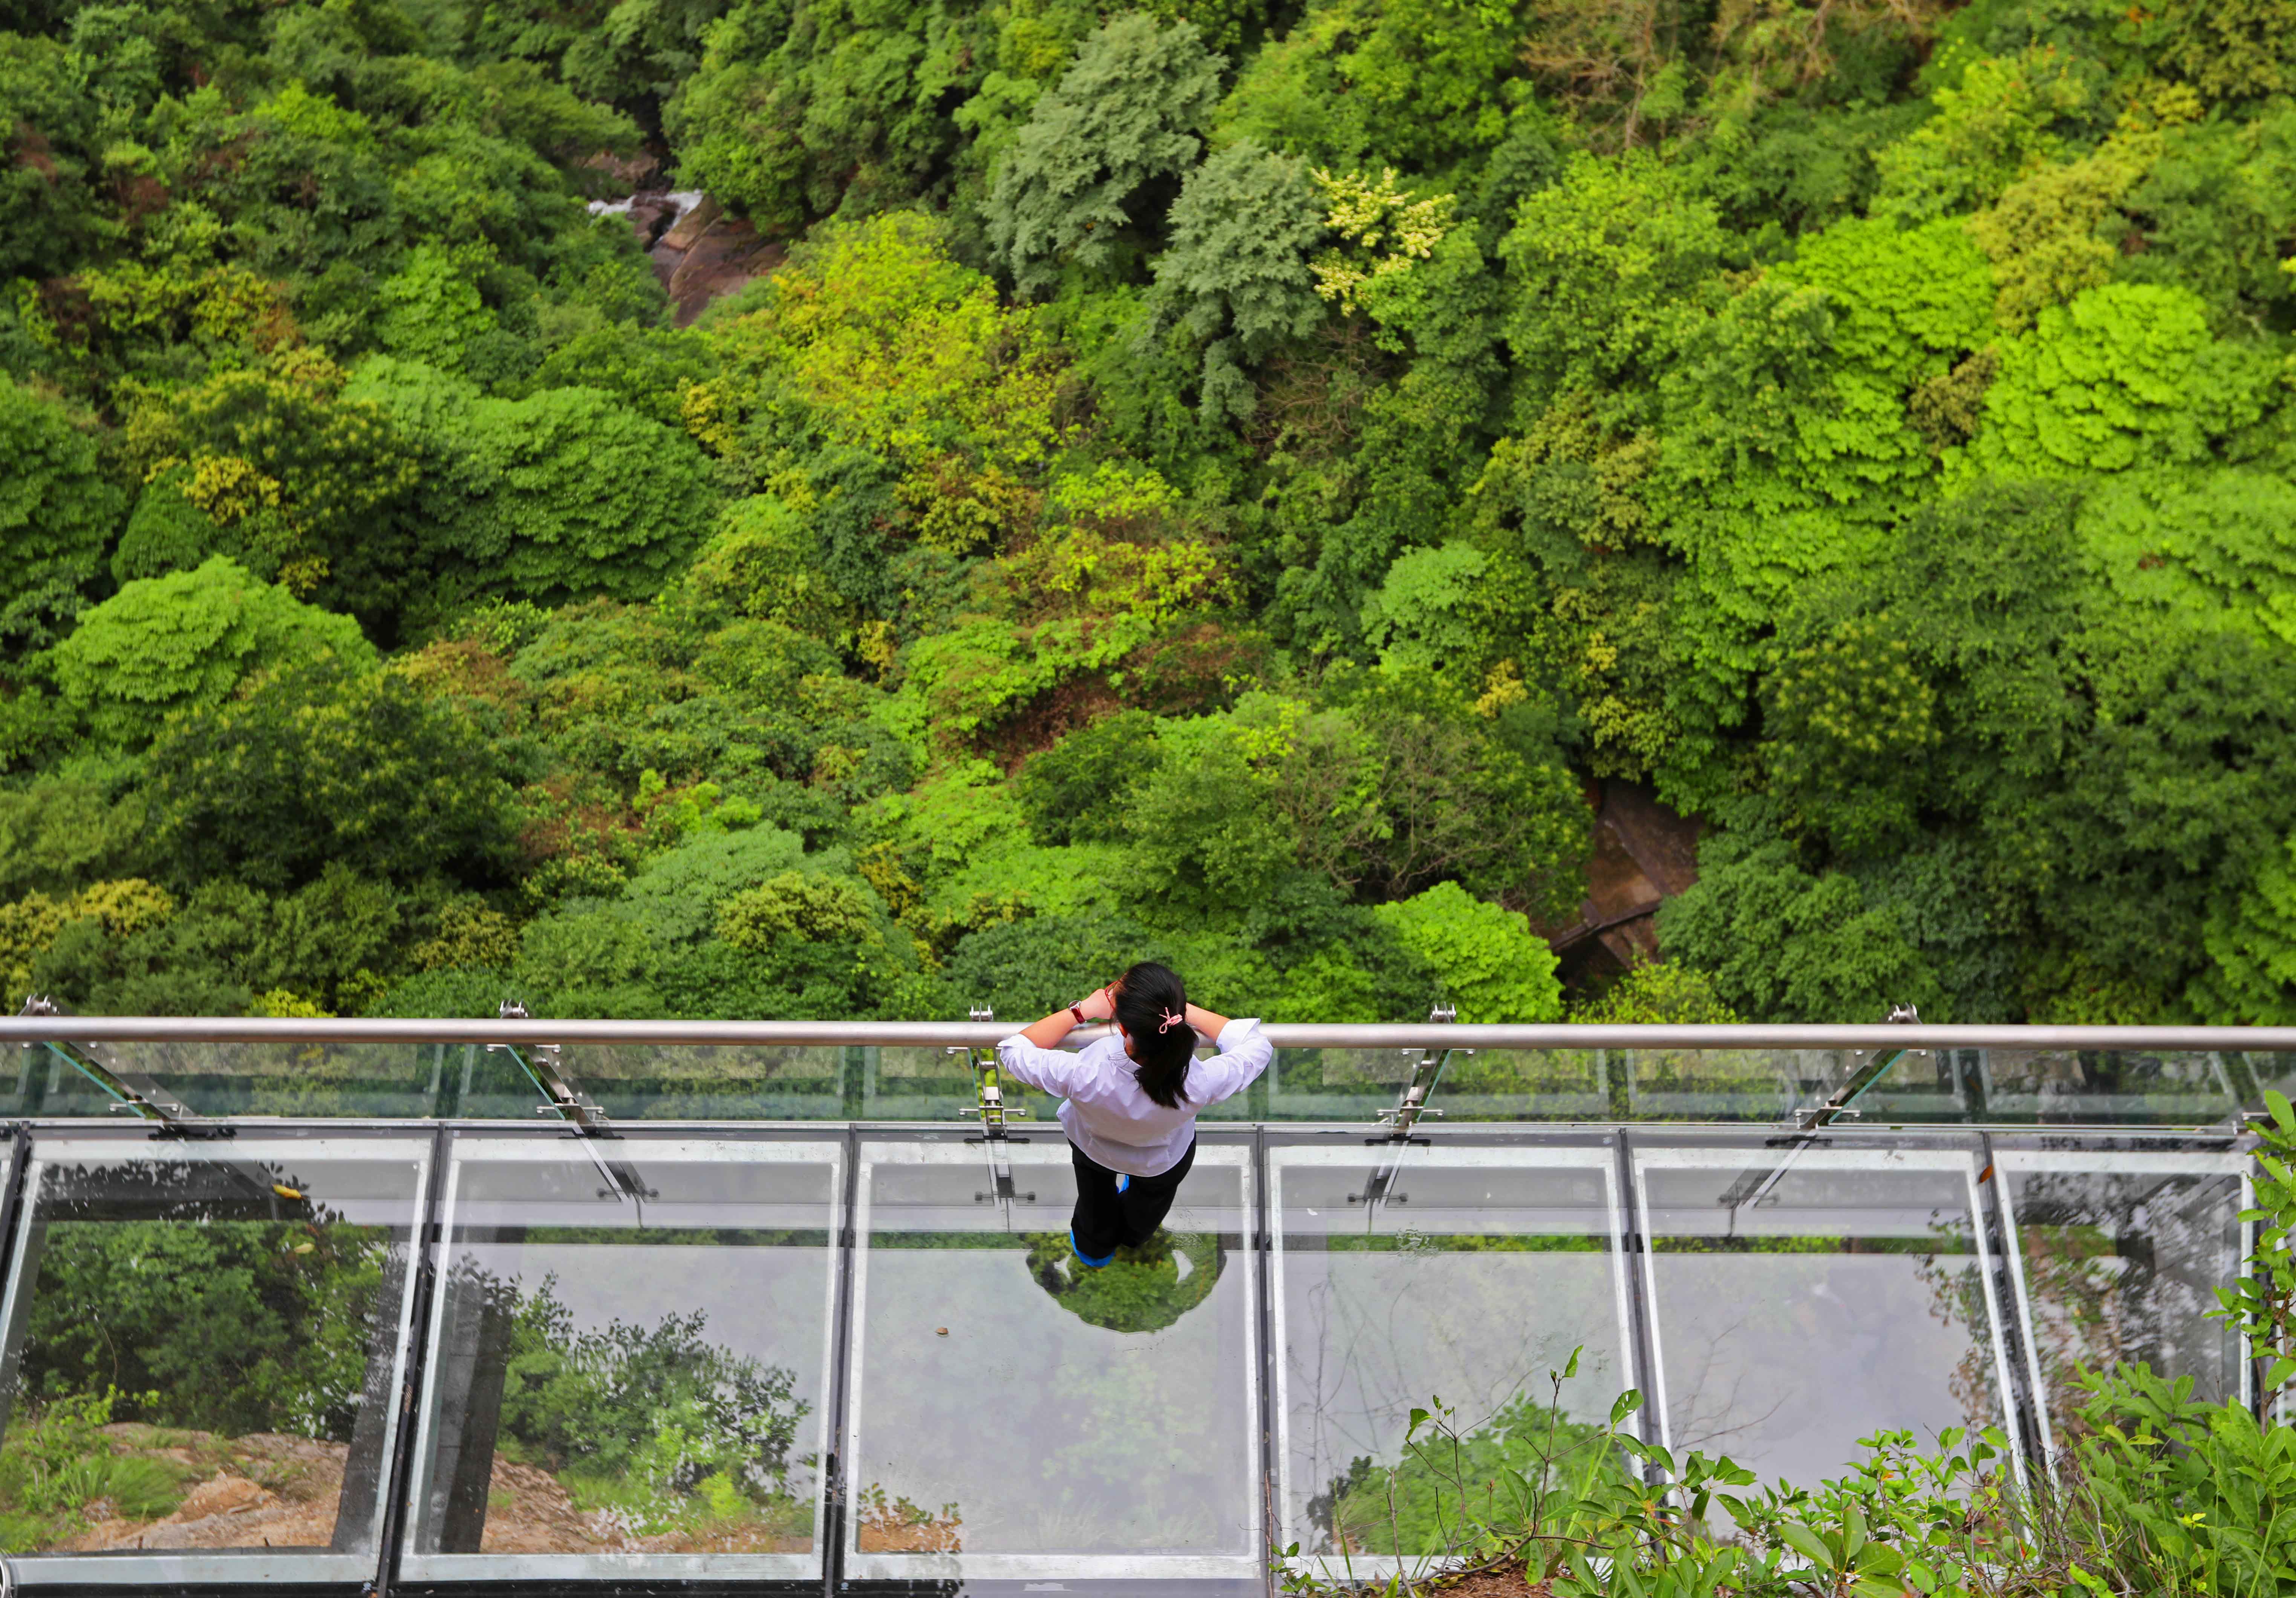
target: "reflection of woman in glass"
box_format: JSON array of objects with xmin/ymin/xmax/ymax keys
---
[{"xmin": 998, "ymin": 962, "xmax": 1272, "ymax": 1267}]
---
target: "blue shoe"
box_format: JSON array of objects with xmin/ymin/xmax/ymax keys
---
[
  {"xmin": 1116, "ymin": 1174, "xmax": 1130, "ymax": 1194},
  {"xmin": 1070, "ymin": 1227, "xmax": 1113, "ymax": 1269}
]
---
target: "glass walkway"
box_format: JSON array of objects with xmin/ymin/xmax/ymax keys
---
[{"xmin": 0, "ymin": 1016, "xmax": 2275, "ymax": 1593}]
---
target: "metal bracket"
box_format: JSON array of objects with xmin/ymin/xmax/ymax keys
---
[
  {"xmin": 488, "ymin": 1004, "xmax": 655, "ymax": 1204},
  {"xmin": 19, "ymin": 996, "xmax": 220, "ymax": 1136},
  {"xmin": 1355, "ymin": 1004, "xmax": 1464, "ymax": 1217},
  {"xmin": 953, "ymin": 1006, "xmax": 1035, "ymax": 1220},
  {"xmin": 1720, "ymin": 1005, "xmax": 1923, "ymax": 1223}
]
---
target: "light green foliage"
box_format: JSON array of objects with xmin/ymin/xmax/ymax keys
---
[
  {"xmin": 1362, "ymin": 542, "xmax": 1488, "ymax": 675},
  {"xmin": 1871, "ymin": 47, "xmax": 2102, "ymax": 222},
  {"xmin": 1570, "ymin": 961, "xmax": 1740, "ymax": 1023},
  {"xmin": 0, "ymin": 380, "xmax": 123, "ymax": 650},
  {"xmin": 1215, "ymin": 0, "xmax": 1530, "ymax": 172},
  {"xmin": 986, "ymin": 11, "xmax": 1223, "ymax": 296},
  {"xmin": 1143, "ymin": 140, "xmax": 1327, "ymax": 420},
  {"xmin": 1370, "ymin": 880, "xmax": 1561, "ymax": 1022},
  {"xmin": 2079, "ymin": 469, "xmax": 2296, "ymax": 647},
  {"xmin": 1951, "ymin": 283, "xmax": 2278, "ymax": 481},
  {"xmin": 346, "ymin": 357, "xmax": 719, "ymax": 606},
  {"xmin": 49, "ymin": 557, "xmax": 378, "ymax": 749},
  {"xmin": 2139, "ymin": 0, "xmax": 2296, "ymax": 102},
  {"xmin": 1762, "ymin": 619, "xmax": 1939, "ymax": 849},
  {"xmin": 373, "ymin": 244, "xmax": 501, "ymax": 373},
  {"xmin": 1501, "ymin": 153, "xmax": 1727, "ymax": 422},
  {"xmin": 717, "ymin": 870, "xmax": 878, "ymax": 950}
]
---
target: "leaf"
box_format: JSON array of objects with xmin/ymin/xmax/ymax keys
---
[
  {"xmin": 1407, "ymin": 1406, "xmax": 1429, "ymax": 1436},
  {"xmin": 2268, "ymin": 1088, "xmax": 2293, "ymax": 1135},
  {"xmin": 1779, "ymin": 1522, "xmax": 1837, "ymax": 1568},
  {"xmin": 1565, "ymin": 1343, "xmax": 1584, "ymax": 1379},
  {"xmin": 2067, "ymin": 1564, "xmax": 2109, "ymax": 1594},
  {"xmin": 1612, "ymin": 1388, "xmax": 1645, "ymax": 1426},
  {"xmin": 1842, "ymin": 1501, "xmax": 1867, "ymax": 1558}
]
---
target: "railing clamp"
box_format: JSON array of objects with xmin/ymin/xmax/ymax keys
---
[
  {"xmin": 18, "ymin": 996, "xmax": 217, "ymax": 1135},
  {"xmin": 952, "ymin": 1006, "xmax": 1033, "ymax": 1216}
]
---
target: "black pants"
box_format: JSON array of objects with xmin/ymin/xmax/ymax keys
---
[{"xmin": 1070, "ymin": 1138, "xmax": 1195, "ymax": 1260}]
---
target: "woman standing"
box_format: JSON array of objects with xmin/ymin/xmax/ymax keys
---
[{"xmin": 996, "ymin": 961, "xmax": 1272, "ymax": 1267}]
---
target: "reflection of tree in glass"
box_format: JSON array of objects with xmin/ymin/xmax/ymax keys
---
[
  {"xmin": 3, "ymin": 1157, "xmax": 394, "ymax": 1550},
  {"xmin": 430, "ymin": 1261, "xmax": 814, "ymax": 1548},
  {"xmin": 1022, "ymin": 1229, "xmax": 1222, "ymax": 1333},
  {"xmin": 1912, "ymin": 1212, "xmax": 2000, "ymax": 1433},
  {"xmin": 496, "ymin": 1271, "xmax": 808, "ymax": 1508},
  {"xmin": 2010, "ymin": 1171, "xmax": 2240, "ymax": 1429}
]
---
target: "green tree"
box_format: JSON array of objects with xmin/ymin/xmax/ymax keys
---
[
  {"xmin": 985, "ymin": 11, "xmax": 1224, "ymax": 296},
  {"xmin": 1142, "ymin": 139, "xmax": 1327, "ymax": 420},
  {"xmin": 345, "ymin": 358, "xmax": 720, "ymax": 610},
  {"xmin": 0, "ymin": 380, "xmax": 124, "ymax": 651},
  {"xmin": 47, "ymin": 557, "xmax": 377, "ymax": 749},
  {"xmin": 143, "ymin": 656, "xmax": 522, "ymax": 891},
  {"xmin": 1370, "ymin": 879, "xmax": 1561, "ymax": 1022}
]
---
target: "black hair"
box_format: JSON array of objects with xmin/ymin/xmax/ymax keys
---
[{"xmin": 1113, "ymin": 960, "xmax": 1195, "ymax": 1109}]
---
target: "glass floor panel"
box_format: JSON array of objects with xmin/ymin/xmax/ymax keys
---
[
  {"xmin": 1270, "ymin": 1140, "xmax": 1630, "ymax": 1576},
  {"xmin": 1994, "ymin": 1148, "xmax": 2252, "ymax": 1447},
  {"xmin": 1635, "ymin": 1142, "xmax": 2014, "ymax": 1490},
  {"xmin": 0, "ymin": 1128, "xmax": 429, "ymax": 1586},
  {"xmin": 402, "ymin": 1129, "xmax": 842, "ymax": 1583},
  {"xmin": 846, "ymin": 1134, "xmax": 1260, "ymax": 1583}
]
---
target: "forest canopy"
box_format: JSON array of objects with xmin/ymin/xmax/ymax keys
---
[{"xmin": 7, "ymin": 0, "xmax": 2296, "ymax": 1025}]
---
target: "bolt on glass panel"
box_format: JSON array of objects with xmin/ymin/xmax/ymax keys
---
[
  {"xmin": 400, "ymin": 1129, "xmax": 842, "ymax": 1583},
  {"xmin": 1634, "ymin": 1140, "xmax": 2015, "ymax": 1491},
  {"xmin": 846, "ymin": 1134, "xmax": 1260, "ymax": 1586},
  {"xmin": 1993, "ymin": 1146, "xmax": 2250, "ymax": 1452},
  {"xmin": 1269, "ymin": 1138, "xmax": 1632, "ymax": 1580},
  {"xmin": 0, "ymin": 1129, "xmax": 429, "ymax": 1586}
]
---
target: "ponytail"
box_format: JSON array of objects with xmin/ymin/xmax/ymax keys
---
[{"xmin": 1113, "ymin": 961, "xmax": 1195, "ymax": 1109}]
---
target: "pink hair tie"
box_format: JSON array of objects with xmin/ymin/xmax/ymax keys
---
[{"xmin": 1159, "ymin": 1009, "xmax": 1184, "ymax": 1033}]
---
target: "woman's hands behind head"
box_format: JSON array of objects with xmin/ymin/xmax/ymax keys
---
[{"xmin": 1074, "ymin": 985, "xmax": 1117, "ymax": 1022}]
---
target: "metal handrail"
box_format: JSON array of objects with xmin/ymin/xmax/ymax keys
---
[{"xmin": 2, "ymin": 1017, "xmax": 2294, "ymax": 1049}]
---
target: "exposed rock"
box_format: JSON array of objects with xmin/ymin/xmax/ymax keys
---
[{"xmin": 1543, "ymin": 778, "xmax": 1704, "ymax": 988}]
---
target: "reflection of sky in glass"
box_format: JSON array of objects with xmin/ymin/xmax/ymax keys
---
[
  {"xmin": 464, "ymin": 1242, "xmax": 826, "ymax": 1405},
  {"xmin": 850, "ymin": 1144, "xmax": 1255, "ymax": 1562},
  {"xmin": 1273, "ymin": 1152, "xmax": 1625, "ymax": 1557},
  {"xmin": 1641, "ymin": 1154, "xmax": 2001, "ymax": 1491}
]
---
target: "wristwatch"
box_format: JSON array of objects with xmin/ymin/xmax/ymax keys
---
[{"xmin": 1069, "ymin": 1005, "xmax": 1087, "ymax": 1027}]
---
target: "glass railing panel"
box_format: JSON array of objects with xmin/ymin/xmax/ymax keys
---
[
  {"xmin": 1975, "ymin": 1051, "xmax": 2240, "ymax": 1124},
  {"xmin": 0, "ymin": 1126, "xmax": 429, "ymax": 1585},
  {"xmin": 490, "ymin": 1044, "xmax": 856, "ymax": 1120},
  {"xmin": 2, "ymin": 1040, "xmax": 129, "ymax": 1118},
  {"xmin": 1633, "ymin": 1136, "xmax": 2013, "ymax": 1490},
  {"xmin": 1993, "ymin": 1142, "xmax": 2250, "ymax": 1447},
  {"xmin": 399, "ymin": 1127, "xmax": 841, "ymax": 1582},
  {"xmin": 1266, "ymin": 1046, "xmax": 1419, "ymax": 1120},
  {"xmin": 1269, "ymin": 1135, "xmax": 1630, "ymax": 1578},
  {"xmin": 1623, "ymin": 1049, "xmax": 1831, "ymax": 1122},
  {"xmin": 846, "ymin": 1132, "xmax": 1259, "ymax": 1586},
  {"xmin": 54, "ymin": 1040, "xmax": 447, "ymax": 1118},
  {"xmin": 1413, "ymin": 1049, "xmax": 1612, "ymax": 1120}
]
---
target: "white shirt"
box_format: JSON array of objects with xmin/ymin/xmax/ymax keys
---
[{"xmin": 995, "ymin": 1018, "xmax": 1273, "ymax": 1177}]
